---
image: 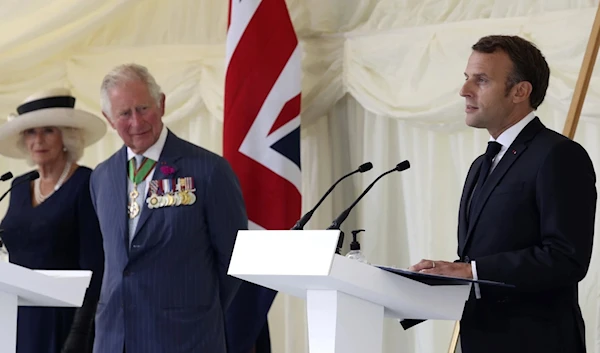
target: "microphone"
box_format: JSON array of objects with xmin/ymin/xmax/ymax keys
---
[
  {"xmin": 1, "ymin": 172, "xmax": 12, "ymax": 182},
  {"xmin": 327, "ymin": 160, "xmax": 410, "ymax": 230},
  {"xmin": 0, "ymin": 171, "xmax": 40, "ymax": 203},
  {"xmin": 291, "ymin": 162, "xmax": 373, "ymax": 230}
]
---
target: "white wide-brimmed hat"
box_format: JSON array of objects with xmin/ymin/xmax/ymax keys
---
[{"xmin": 0, "ymin": 88, "xmax": 107, "ymax": 159}]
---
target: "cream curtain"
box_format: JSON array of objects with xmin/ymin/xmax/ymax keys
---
[{"xmin": 1, "ymin": 0, "xmax": 600, "ymax": 352}]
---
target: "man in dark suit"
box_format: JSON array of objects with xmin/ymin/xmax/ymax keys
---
[
  {"xmin": 409, "ymin": 35, "xmax": 597, "ymax": 353},
  {"xmin": 90, "ymin": 63, "xmax": 247, "ymax": 353}
]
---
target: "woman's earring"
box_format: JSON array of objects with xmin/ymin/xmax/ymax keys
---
[{"xmin": 63, "ymin": 147, "xmax": 67, "ymax": 152}]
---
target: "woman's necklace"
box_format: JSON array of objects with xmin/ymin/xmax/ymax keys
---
[{"xmin": 34, "ymin": 161, "xmax": 72, "ymax": 204}]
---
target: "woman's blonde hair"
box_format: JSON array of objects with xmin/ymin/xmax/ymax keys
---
[{"xmin": 17, "ymin": 126, "xmax": 85, "ymax": 166}]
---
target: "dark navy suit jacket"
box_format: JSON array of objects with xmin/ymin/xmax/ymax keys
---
[
  {"xmin": 90, "ymin": 130, "xmax": 246, "ymax": 353},
  {"xmin": 457, "ymin": 118, "xmax": 596, "ymax": 353}
]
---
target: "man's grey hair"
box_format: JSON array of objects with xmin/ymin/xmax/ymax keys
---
[
  {"xmin": 100, "ymin": 63, "xmax": 163, "ymax": 120},
  {"xmin": 17, "ymin": 127, "xmax": 85, "ymax": 166}
]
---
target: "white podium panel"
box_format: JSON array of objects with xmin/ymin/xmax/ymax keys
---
[
  {"xmin": 228, "ymin": 230, "xmax": 472, "ymax": 353},
  {"xmin": 0, "ymin": 291, "xmax": 17, "ymax": 353},
  {"xmin": 0, "ymin": 261, "xmax": 91, "ymax": 353},
  {"xmin": 306, "ymin": 289, "xmax": 384, "ymax": 353}
]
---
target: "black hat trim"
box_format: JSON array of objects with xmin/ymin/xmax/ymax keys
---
[{"xmin": 17, "ymin": 96, "xmax": 76, "ymax": 115}]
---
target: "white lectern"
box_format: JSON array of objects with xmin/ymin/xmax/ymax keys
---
[
  {"xmin": 228, "ymin": 230, "xmax": 474, "ymax": 353},
  {"xmin": 0, "ymin": 261, "xmax": 91, "ymax": 353}
]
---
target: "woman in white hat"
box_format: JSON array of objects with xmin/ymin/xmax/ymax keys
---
[{"xmin": 0, "ymin": 88, "xmax": 106, "ymax": 353}]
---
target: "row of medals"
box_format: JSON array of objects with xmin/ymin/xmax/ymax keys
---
[
  {"xmin": 146, "ymin": 189, "xmax": 196, "ymax": 209},
  {"xmin": 128, "ymin": 187, "xmax": 197, "ymax": 219}
]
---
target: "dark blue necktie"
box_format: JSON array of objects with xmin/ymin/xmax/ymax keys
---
[{"xmin": 469, "ymin": 141, "xmax": 502, "ymax": 221}]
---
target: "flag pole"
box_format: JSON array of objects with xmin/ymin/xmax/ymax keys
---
[
  {"xmin": 562, "ymin": 2, "xmax": 600, "ymax": 139},
  {"xmin": 447, "ymin": 322, "xmax": 460, "ymax": 353}
]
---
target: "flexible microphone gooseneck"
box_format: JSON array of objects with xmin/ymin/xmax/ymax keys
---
[
  {"xmin": 291, "ymin": 162, "xmax": 373, "ymax": 230},
  {"xmin": 0, "ymin": 171, "xmax": 40, "ymax": 203},
  {"xmin": 327, "ymin": 161, "xmax": 410, "ymax": 230}
]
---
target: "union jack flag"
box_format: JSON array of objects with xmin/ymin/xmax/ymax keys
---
[{"xmin": 223, "ymin": 0, "xmax": 302, "ymax": 351}]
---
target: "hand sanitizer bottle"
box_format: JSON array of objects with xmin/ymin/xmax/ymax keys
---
[{"xmin": 346, "ymin": 229, "xmax": 367, "ymax": 263}]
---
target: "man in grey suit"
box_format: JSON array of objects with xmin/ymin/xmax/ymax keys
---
[{"xmin": 90, "ymin": 63, "xmax": 246, "ymax": 353}]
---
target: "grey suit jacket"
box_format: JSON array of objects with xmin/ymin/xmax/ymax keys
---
[{"xmin": 90, "ymin": 130, "xmax": 246, "ymax": 353}]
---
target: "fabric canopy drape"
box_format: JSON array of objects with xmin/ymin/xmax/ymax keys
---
[{"xmin": 0, "ymin": 0, "xmax": 599, "ymax": 352}]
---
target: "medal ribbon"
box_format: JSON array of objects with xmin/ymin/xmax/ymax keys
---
[{"xmin": 128, "ymin": 157, "xmax": 157, "ymax": 185}]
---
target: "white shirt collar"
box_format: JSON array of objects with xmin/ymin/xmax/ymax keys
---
[
  {"xmin": 127, "ymin": 124, "xmax": 168, "ymax": 162},
  {"xmin": 490, "ymin": 110, "xmax": 536, "ymax": 148}
]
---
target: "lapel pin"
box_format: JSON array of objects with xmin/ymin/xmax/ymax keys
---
[{"xmin": 512, "ymin": 150, "xmax": 517, "ymax": 155}]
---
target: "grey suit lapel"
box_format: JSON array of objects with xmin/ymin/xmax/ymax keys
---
[{"xmin": 109, "ymin": 147, "xmax": 129, "ymax": 255}]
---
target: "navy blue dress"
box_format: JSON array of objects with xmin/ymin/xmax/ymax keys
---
[{"xmin": 0, "ymin": 167, "xmax": 104, "ymax": 353}]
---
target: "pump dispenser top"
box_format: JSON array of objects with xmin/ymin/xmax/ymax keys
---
[
  {"xmin": 350, "ymin": 229, "xmax": 364, "ymax": 250},
  {"xmin": 346, "ymin": 229, "xmax": 367, "ymax": 263}
]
